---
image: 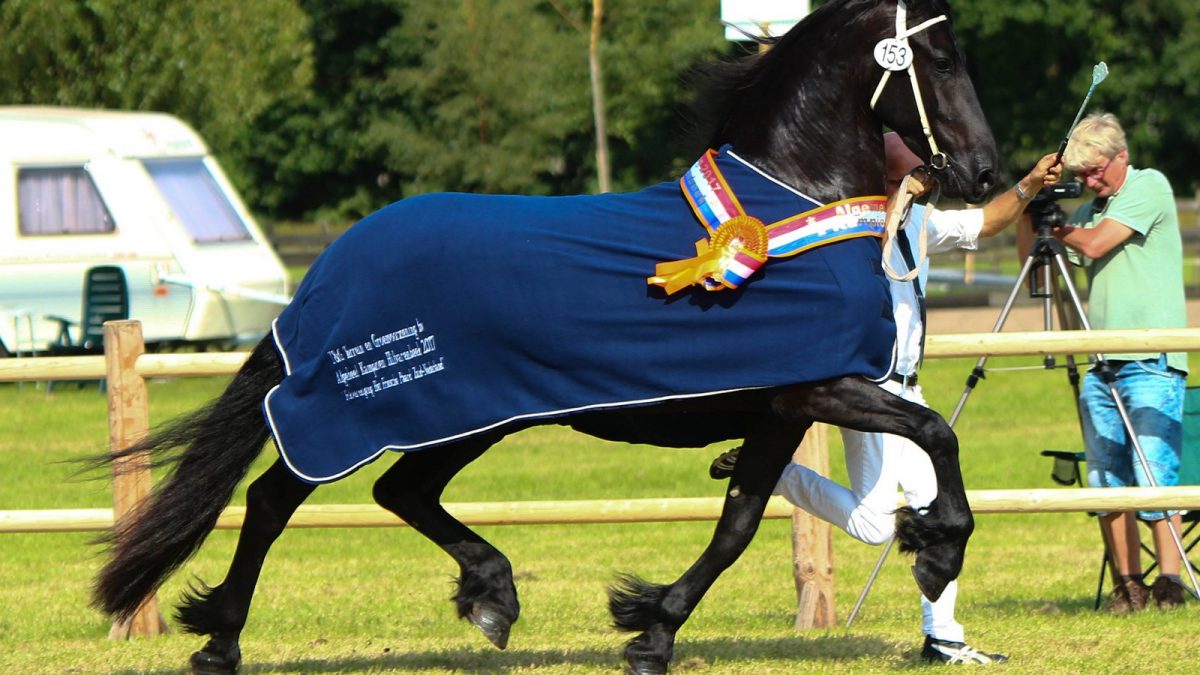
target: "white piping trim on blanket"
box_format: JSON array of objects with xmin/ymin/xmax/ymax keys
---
[
  {"xmin": 271, "ymin": 318, "xmax": 294, "ymax": 375},
  {"xmin": 263, "ymin": 380, "xmax": 774, "ymax": 484},
  {"xmin": 264, "ymin": 283, "xmax": 897, "ymax": 485},
  {"xmin": 727, "ymin": 149, "xmax": 824, "ymax": 206}
]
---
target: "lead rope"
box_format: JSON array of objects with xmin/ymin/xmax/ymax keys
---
[{"xmin": 880, "ymin": 170, "xmax": 937, "ymax": 283}]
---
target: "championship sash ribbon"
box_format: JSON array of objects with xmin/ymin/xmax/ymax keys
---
[{"xmin": 649, "ymin": 149, "xmax": 887, "ymax": 295}]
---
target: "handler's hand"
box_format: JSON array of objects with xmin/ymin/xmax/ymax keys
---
[
  {"xmin": 903, "ymin": 166, "xmax": 932, "ymax": 198},
  {"xmin": 1026, "ymin": 152, "xmax": 1063, "ymax": 188}
]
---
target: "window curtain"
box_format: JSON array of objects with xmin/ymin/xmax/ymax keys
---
[{"xmin": 17, "ymin": 167, "xmax": 115, "ymax": 235}]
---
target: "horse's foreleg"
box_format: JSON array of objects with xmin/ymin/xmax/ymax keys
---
[
  {"xmin": 773, "ymin": 377, "xmax": 973, "ymax": 601},
  {"xmin": 609, "ymin": 419, "xmax": 805, "ymax": 675},
  {"xmin": 372, "ymin": 433, "xmax": 518, "ymax": 650},
  {"xmin": 180, "ymin": 459, "xmax": 316, "ymax": 674}
]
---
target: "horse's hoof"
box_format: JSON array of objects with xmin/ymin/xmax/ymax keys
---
[
  {"xmin": 911, "ymin": 536, "xmax": 967, "ymax": 602},
  {"xmin": 911, "ymin": 563, "xmax": 948, "ymax": 602},
  {"xmin": 469, "ymin": 603, "xmax": 511, "ymax": 650},
  {"xmin": 190, "ymin": 638, "xmax": 241, "ymax": 674}
]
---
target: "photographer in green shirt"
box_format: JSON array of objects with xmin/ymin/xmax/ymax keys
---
[{"xmin": 1055, "ymin": 112, "xmax": 1190, "ymax": 612}]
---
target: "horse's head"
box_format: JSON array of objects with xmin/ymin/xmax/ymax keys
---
[
  {"xmin": 696, "ymin": 0, "xmax": 997, "ymax": 203},
  {"xmin": 864, "ymin": 0, "xmax": 998, "ymax": 202}
]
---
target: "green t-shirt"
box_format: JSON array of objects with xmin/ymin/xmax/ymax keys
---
[{"xmin": 1067, "ymin": 166, "xmax": 1189, "ymax": 373}]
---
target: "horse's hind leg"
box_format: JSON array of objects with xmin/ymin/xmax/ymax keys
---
[
  {"xmin": 372, "ymin": 432, "xmax": 518, "ymax": 649},
  {"xmin": 773, "ymin": 376, "xmax": 973, "ymax": 601},
  {"xmin": 182, "ymin": 460, "xmax": 315, "ymax": 674},
  {"xmin": 609, "ymin": 418, "xmax": 806, "ymax": 675}
]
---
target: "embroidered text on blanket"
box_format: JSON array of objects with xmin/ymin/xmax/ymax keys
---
[{"xmin": 649, "ymin": 149, "xmax": 887, "ymax": 294}]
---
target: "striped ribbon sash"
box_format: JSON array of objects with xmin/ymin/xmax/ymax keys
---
[{"xmin": 649, "ymin": 149, "xmax": 886, "ymax": 295}]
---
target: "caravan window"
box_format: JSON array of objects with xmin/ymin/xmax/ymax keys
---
[
  {"xmin": 143, "ymin": 158, "xmax": 251, "ymax": 243},
  {"xmin": 17, "ymin": 167, "xmax": 116, "ymax": 235}
]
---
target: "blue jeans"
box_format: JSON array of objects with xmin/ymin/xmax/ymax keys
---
[{"xmin": 1080, "ymin": 354, "xmax": 1186, "ymax": 520}]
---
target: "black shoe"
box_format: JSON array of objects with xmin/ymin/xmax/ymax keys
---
[
  {"xmin": 1151, "ymin": 575, "xmax": 1187, "ymax": 609},
  {"xmin": 921, "ymin": 636, "xmax": 1008, "ymax": 665},
  {"xmin": 1105, "ymin": 576, "xmax": 1150, "ymax": 614},
  {"xmin": 708, "ymin": 446, "xmax": 742, "ymax": 480}
]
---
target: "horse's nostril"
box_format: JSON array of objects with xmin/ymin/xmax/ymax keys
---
[{"xmin": 977, "ymin": 169, "xmax": 996, "ymax": 194}]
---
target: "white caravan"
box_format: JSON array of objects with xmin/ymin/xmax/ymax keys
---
[{"xmin": 0, "ymin": 106, "xmax": 290, "ymax": 355}]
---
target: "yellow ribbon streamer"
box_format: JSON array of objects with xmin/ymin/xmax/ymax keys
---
[{"xmin": 649, "ymin": 215, "xmax": 769, "ymax": 294}]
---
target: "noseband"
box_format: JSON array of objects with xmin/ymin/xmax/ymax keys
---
[{"xmin": 869, "ymin": 0, "xmax": 949, "ymax": 172}]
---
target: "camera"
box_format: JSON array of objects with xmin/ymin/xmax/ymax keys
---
[{"xmin": 1025, "ymin": 181, "xmax": 1083, "ymax": 230}]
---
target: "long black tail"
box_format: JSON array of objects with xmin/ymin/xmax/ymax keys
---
[{"xmin": 92, "ymin": 336, "xmax": 283, "ymax": 620}]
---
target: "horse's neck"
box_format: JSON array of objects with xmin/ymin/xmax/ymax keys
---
[
  {"xmin": 763, "ymin": 131, "xmax": 885, "ymax": 201},
  {"xmin": 722, "ymin": 88, "xmax": 886, "ymax": 203}
]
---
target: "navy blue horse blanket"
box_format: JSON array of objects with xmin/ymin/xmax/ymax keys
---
[{"xmin": 264, "ymin": 146, "xmax": 896, "ymax": 483}]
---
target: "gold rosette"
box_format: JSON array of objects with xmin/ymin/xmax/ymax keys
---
[{"xmin": 649, "ymin": 215, "xmax": 769, "ymax": 294}]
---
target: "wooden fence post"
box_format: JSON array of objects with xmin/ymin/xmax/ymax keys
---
[
  {"xmin": 104, "ymin": 320, "xmax": 167, "ymax": 639},
  {"xmin": 791, "ymin": 422, "xmax": 835, "ymax": 629}
]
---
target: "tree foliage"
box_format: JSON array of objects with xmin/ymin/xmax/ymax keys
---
[
  {"xmin": 0, "ymin": 0, "xmax": 1196, "ymax": 221},
  {"xmin": 240, "ymin": 0, "xmax": 726, "ymax": 220},
  {"xmin": 0, "ymin": 0, "xmax": 312, "ymax": 189},
  {"xmin": 953, "ymin": 0, "xmax": 1200, "ymax": 195},
  {"xmin": 230, "ymin": 0, "xmax": 413, "ymax": 220}
]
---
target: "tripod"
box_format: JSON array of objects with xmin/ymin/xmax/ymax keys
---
[{"xmin": 846, "ymin": 214, "xmax": 1199, "ymax": 626}]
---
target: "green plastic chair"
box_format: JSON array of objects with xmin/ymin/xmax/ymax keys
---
[
  {"xmin": 46, "ymin": 265, "xmax": 129, "ymax": 354},
  {"xmin": 44, "ymin": 265, "xmax": 129, "ymax": 390}
]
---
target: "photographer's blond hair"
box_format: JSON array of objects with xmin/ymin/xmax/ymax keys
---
[{"xmin": 1063, "ymin": 112, "xmax": 1126, "ymax": 172}]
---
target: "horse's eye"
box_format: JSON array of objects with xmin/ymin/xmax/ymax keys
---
[{"xmin": 933, "ymin": 58, "xmax": 954, "ymax": 74}]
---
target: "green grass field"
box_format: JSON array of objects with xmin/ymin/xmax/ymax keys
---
[{"xmin": 1, "ymin": 358, "xmax": 1197, "ymax": 674}]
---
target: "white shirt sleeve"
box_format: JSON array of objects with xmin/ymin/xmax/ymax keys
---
[
  {"xmin": 888, "ymin": 205, "xmax": 985, "ymax": 377},
  {"xmin": 918, "ymin": 206, "xmax": 985, "ymax": 254}
]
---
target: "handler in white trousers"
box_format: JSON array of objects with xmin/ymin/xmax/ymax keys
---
[{"xmin": 729, "ymin": 133, "xmax": 1061, "ymax": 665}]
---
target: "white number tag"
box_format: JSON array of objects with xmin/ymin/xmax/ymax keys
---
[{"xmin": 873, "ymin": 38, "xmax": 912, "ymax": 71}]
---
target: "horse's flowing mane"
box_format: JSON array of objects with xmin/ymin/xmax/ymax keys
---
[{"xmin": 688, "ymin": 0, "xmax": 877, "ymax": 153}]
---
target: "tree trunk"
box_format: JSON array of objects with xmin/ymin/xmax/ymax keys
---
[{"xmin": 589, "ymin": 0, "xmax": 611, "ymax": 193}]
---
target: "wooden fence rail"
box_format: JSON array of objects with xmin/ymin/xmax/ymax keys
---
[
  {"xmin": 8, "ymin": 486, "xmax": 1200, "ymax": 534},
  {"xmin": 5, "ymin": 324, "xmax": 1200, "ymax": 638}
]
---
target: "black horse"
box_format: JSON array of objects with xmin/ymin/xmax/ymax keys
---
[{"xmin": 94, "ymin": 1, "xmax": 997, "ymax": 673}]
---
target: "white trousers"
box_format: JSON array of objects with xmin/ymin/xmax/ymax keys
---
[{"xmin": 773, "ymin": 381, "xmax": 965, "ymax": 642}]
